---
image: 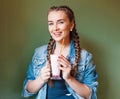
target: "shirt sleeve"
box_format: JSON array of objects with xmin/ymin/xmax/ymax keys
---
[
  {"xmin": 21, "ymin": 61, "xmax": 36, "ymax": 97},
  {"xmin": 21, "ymin": 48, "xmax": 38, "ymax": 97},
  {"xmin": 82, "ymin": 52, "xmax": 98, "ymax": 99},
  {"xmin": 21, "ymin": 45, "xmax": 48, "ymax": 98}
]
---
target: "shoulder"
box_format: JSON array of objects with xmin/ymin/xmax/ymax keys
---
[
  {"xmin": 33, "ymin": 44, "xmax": 48, "ymax": 57},
  {"xmin": 81, "ymin": 49, "xmax": 92, "ymax": 58},
  {"xmin": 80, "ymin": 49, "xmax": 93, "ymax": 64},
  {"xmin": 35, "ymin": 44, "xmax": 48, "ymax": 53}
]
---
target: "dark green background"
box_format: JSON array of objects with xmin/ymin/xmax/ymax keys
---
[{"xmin": 0, "ymin": 0, "xmax": 120, "ymax": 99}]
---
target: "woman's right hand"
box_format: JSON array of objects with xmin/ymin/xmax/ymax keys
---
[
  {"xmin": 40, "ymin": 61, "xmax": 51, "ymax": 83},
  {"xmin": 27, "ymin": 62, "xmax": 51, "ymax": 93}
]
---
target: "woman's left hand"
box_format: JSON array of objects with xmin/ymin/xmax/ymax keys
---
[{"xmin": 57, "ymin": 55, "xmax": 72, "ymax": 80}]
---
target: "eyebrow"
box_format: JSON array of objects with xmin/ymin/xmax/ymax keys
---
[{"xmin": 48, "ymin": 19, "xmax": 65, "ymax": 22}]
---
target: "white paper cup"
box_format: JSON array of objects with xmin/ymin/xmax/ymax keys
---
[{"xmin": 50, "ymin": 54, "xmax": 61, "ymax": 80}]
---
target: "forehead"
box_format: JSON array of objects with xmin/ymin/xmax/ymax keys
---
[{"xmin": 48, "ymin": 11, "xmax": 69, "ymax": 21}]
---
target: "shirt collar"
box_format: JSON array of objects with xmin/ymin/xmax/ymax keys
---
[{"xmin": 66, "ymin": 40, "xmax": 75, "ymax": 59}]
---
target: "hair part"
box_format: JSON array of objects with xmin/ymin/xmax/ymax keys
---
[{"xmin": 48, "ymin": 5, "xmax": 75, "ymax": 23}]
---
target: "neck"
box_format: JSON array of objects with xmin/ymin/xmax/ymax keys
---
[
  {"xmin": 54, "ymin": 39, "xmax": 71, "ymax": 56},
  {"xmin": 56, "ymin": 37, "xmax": 70, "ymax": 48}
]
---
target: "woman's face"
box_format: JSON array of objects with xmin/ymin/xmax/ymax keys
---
[{"xmin": 48, "ymin": 11, "xmax": 74, "ymax": 43}]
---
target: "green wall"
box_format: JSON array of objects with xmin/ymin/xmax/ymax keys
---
[{"xmin": 0, "ymin": 0, "xmax": 120, "ymax": 99}]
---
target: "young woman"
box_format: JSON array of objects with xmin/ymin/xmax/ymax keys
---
[{"xmin": 22, "ymin": 5, "xmax": 98, "ymax": 99}]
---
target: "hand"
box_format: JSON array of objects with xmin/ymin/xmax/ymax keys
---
[
  {"xmin": 57, "ymin": 55, "xmax": 72, "ymax": 80},
  {"xmin": 40, "ymin": 61, "xmax": 51, "ymax": 83}
]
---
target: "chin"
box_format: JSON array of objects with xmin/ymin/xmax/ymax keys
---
[
  {"xmin": 53, "ymin": 38, "xmax": 63, "ymax": 42},
  {"xmin": 52, "ymin": 36, "xmax": 63, "ymax": 41}
]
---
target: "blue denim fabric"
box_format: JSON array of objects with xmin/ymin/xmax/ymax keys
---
[{"xmin": 22, "ymin": 41, "xmax": 98, "ymax": 99}]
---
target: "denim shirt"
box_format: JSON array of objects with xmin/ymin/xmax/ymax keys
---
[{"xmin": 22, "ymin": 41, "xmax": 98, "ymax": 99}]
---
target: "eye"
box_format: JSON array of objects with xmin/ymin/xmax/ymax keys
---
[
  {"xmin": 59, "ymin": 21, "xmax": 64, "ymax": 24},
  {"xmin": 48, "ymin": 22, "xmax": 53, "ymax": 26}
]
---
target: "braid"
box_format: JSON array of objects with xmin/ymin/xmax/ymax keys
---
[
  {"xmin": 47, "ymin": 37, "xmax": 55, "ymax": 62},
  {"xmin": 47, "ymin": 37, "xmax": 55, "ymax": 86},
  {"xmin": 71, "ymin": 24, "xmax": 81, "ymax": 77}
]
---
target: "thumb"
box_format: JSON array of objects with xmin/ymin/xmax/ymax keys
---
[{"xmin": 46, "ymin": 61, "xmax": 50, "ymax": 68}]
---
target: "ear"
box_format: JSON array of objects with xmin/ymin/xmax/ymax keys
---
[{"xmin": 70, "ymin": 22, "xmax": 75, "ymax": 31}]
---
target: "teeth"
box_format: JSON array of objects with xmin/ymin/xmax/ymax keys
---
[
  {"xmin": 54, "ymin": 32, "xmax": 61, "ymax": 35},
  {"xmin": 54, "ymin": 33, "xmax": 61, "ymax": 37},
  {"xmin": 54, "ymin": 32, "xmax": 60, "ymax": 34}
]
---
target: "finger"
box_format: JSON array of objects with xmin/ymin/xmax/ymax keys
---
[
  {"xmin": 42, "ymin": 63, "xmax": 50, "ymax": 71},
  {"xmin": 46, "ymin": 72, "xmax": 51, "ymax": 77},
  {"xmin": 58, "ymin": 55, "xmax": 71, "ymax": 67},
  {"xmin": 46, "ymin": 61, "xmax": 50, "ymax": 67},
  {"xmin": 41, "ymin": 67, "xmax": 50, "ymax": 75},
  {"xmin": 41, "ymin": 66, "xmax": 47, "ymax": 71},
  {"xmin": 58, "ymin": 61, "xmax": 68, "ymax": 68},
  {"xmin": 60, "ymin": 55, "xmax": 70, "ymax": 64},
  {"xmin": 58, "ymin": 65, "xmax": 64, "ymax": 71},
  {"xmin": 58, "ymin": 58, "xmax": 71, "ymax": 69},
  {"xmin": 42, "ymin": 76, "xmax": 50, "ymax": 82},
  {"xmin": 42, "ymin": 72, "xmax": 50, "ymax": 79}
]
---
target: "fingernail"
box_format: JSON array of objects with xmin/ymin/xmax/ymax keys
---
[{"xmin": 58, "ymin": 55, "xmax": 61, "ymax": 58}]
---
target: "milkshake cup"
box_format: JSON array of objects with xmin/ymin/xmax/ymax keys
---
[
  {"xmin": 50, "ymin": 39, "xmax": 64, "ymax": 80},
  {"xmin": 50, "ymin": 54, "xmax": 61, "ymax": 80}
]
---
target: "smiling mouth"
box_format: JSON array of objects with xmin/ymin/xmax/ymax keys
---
[{"xmin": 54, "ymin": 32, "xmax": 62, "ymax": 37}]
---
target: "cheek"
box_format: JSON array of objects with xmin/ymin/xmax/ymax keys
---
[
  {"xmin": 48, "ymin": 26, "xmax": 52, "ymax": 33},
  {"xmin": 48, "ymin": 27, "xmax": 53, "ymax": 36},
  {"xmin": 62, "ymin": 24, "xmax": 71, "ymax": 30},
  {"xmin": 63, "ymin": 26, "xmax": 70, "ymax": 33}
]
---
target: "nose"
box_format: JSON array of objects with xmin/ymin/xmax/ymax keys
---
[{"xmin": 53, "ymin": 24, "xmax": 59, "ymax": 31}]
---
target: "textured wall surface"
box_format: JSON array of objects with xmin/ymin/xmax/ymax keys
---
[{"xmin": 0, "ymin": 0, "xmax": 120, "ymax": 99}]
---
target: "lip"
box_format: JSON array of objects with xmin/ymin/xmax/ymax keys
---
[{"xmin": 53, "ymin": 32, "xmax": 62, "ymax": 37}]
